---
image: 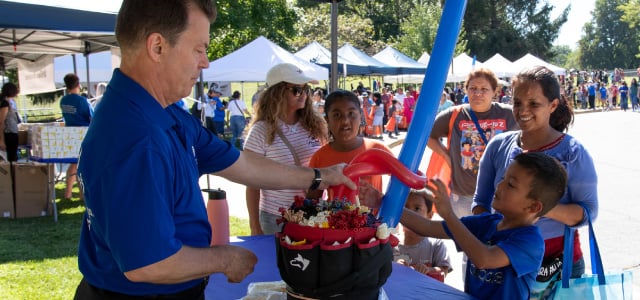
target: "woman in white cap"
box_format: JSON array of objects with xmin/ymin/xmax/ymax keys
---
[{"xmin": 244, "ymin": 63, "xmax": 328, "ymax": 235}]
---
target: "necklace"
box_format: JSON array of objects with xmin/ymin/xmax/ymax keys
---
[{"xmin": 520, "ymin": 133, "xmax": 565, "ymax": 153}]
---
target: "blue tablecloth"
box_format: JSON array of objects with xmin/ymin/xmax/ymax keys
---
[{"xmin": 206, "ymin": 235, "xmax": 474, "ymax": 299}]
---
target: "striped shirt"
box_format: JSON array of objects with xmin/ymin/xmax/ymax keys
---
[{"xmin": 244, "ymin": 120, "xmax": 323, "ymax": 215}]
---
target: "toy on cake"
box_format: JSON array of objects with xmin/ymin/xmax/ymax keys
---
[{"xmin": 275, "ymin": 149, "xmax": 427, "ymax": 300}]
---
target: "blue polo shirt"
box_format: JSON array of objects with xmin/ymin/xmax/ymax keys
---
[
  {"xmin": 211, "ymin": 96, "xmax": 225, "ymax": 122},
  {"xmin": 60, "ymin": 93, "xmax": 93, "ymax": 126},
  {"xmin": 77, "ymin": 69, "xmax": 240, "ymax": 295}
]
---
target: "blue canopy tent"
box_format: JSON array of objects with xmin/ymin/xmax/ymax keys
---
[
  {"xmin": 338, "ymin": 43, "xmax": 397, "ymax": 75},
  {"xmin": 295, "ymin": 41, "xmax": 370, "ymax": 76},
  {"xmin": 373, "ymin": 46, "xmax": 426, "ymax": 75},
  {"xmin": 0, "ymin": 0, "xmax": 119, "ymax": 93}
]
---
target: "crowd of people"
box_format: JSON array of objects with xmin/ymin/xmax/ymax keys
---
[{"xmin": 562, "ymin": 68, "xmax": 640, "ymax": 112}]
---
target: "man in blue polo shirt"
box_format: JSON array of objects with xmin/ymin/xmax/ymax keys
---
[
  {"xmin": 59, "ymin": 73, "xmax": 93, "ymax": 199},
  {"xmin": 73, "ymin": 1, "xmax": 355, "ymax": 299}
]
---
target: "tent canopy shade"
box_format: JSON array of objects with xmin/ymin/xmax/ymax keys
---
[
  {"xmin": 372, "ymin": 46, "xmax": 426, "ymax": 75},
  {"xmin": 482, "ymin": 53, "xmax": 515, "ymax": 78},
  {"xmin": 338, "ymin": 43, "xmax": 397, "ymax": 75},
  {"xmin": 0, "ymin": 1, "xmax": 118, "ymax": 68},
  {"xmin": 202, "ymin": 36, "xmax": 328, "ymax": 82},
  {"xmin": 512, "ymin": 53, "xmax": 566, "ymax": 76},
  {"xmin": 295, "ymin": 41, "xmax": 370, "ymax": 76}
]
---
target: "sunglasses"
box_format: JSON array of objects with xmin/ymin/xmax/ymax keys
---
[{"xmin": 287, "ymin": 85, "xmax": 310, "ymax": 97}]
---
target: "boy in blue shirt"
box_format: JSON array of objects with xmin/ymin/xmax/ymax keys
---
[{"xmin": 361, "ymin": 152, "xmax": 567, "ymax": 299}]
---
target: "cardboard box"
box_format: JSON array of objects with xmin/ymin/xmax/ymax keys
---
[
  {"xmin": 17, "ymin": 130, "xmax": 29, "ymax": 146},
  {"xmin": 0, "ymin": 162, "xmax": 14, "ymax": 218},
  {"xmin": 13, "ymin": 163, "xmax": 53, "ymax": 218}
]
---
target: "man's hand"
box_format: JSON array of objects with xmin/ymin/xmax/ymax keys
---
[
  {"xmin": 317, "ymin": 163, "xmax": 356, "ymax": 191},
  {"xmin": 219, "ymin": 245, "xmax": 258, "ymax": 283}
]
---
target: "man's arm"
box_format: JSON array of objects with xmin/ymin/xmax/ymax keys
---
[
  {"xmin": 216, "ymin": 150, "xmax": 355, "ymax": 191},
  {"xmin": 124, "ymin": 244, "xmax": 256, "ymax": 284}
]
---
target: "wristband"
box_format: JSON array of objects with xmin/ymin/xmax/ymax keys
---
[{"xmin": 309, "ymin": 168, "xmax": 322, "ymax": 190}]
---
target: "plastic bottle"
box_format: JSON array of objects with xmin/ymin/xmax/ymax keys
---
[{"xmin": 204, "ymin": 188, "xmax": 229, "ymax": 245}]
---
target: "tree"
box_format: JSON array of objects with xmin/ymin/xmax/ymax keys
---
[
  {"xmin": 296, "ymin": 0, "xmax": 416, "ymax": 44},
  {"xmin": 579, "ymin": 0, "xmax": 640, "ymax": 68},
  {"xmin": 393, "ymin": 1, "xmax": 468, "ymax": 59},
  {"xmin": 289, "ymin": 4, "xmax": 386, "ymax": 55},
  {"xmin": 463, "ymin": 0, "xmax": 568, "ymax": 62},
  {"xmin": 208, "ymin": 0, "xmax": 297, "ymax": 59},
  {"xmin": 618, "ymin": 0, "xmax": 640, "ymax": 58},
  {"xmin": 550, "ymin": 45, "xmax": 572, "ymax": 68}
]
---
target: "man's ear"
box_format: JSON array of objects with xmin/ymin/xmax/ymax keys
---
[{"xmin": 146, "ymin": 33, "xmax": 165, "ymax": 62}]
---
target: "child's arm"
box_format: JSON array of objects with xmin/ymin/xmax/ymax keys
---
[
  {"xmin": 358, "ymin": 181, "xmax": 449, "ymax": 239},
  {"xmin": 426, "ymin": 179, "xmax": 511, "ymax": 270},
  {"xmin": 399, "ymin": 207, "xmax": 449, "ymax": 239}
]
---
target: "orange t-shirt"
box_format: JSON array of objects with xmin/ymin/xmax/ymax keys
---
[{"xmin": 309, "ymin": 138, "xmax": 393, "ymax": 200}]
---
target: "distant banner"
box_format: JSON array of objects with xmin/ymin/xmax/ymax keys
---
[
  {"xmin": 17, "ymin": 55, "xmax": 55, "ymax": 94},
  {"xmin": 208, "ymin": 81, "xmax": 231, "ymax": 97},
  {"xmin": 110, "ymin": 47, "xmax": 121, "ymax": 70}
]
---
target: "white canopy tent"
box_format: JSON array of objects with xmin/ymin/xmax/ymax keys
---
[
  {"xmin": 201, "ymin": 36, "xmax": 328, "ymax": 82},
  {"xmin": 512, "ymin": 53, "xmax": 566, "ymax": 76},
  {"xmin": 417, "ymin": 52, "xmax": 430, "ymax": 65},
  {"xmin": 482, "ymin": 53, "xmax": 515, "ymax": 78},
  {"xmin": 448, "ymin": 53, "xmax": 483, "ymax": 82}
]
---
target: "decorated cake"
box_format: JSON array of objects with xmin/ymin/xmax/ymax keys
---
[{"xmin": 275, "ymin": 149, "xmax": 427, "ymax": 300}]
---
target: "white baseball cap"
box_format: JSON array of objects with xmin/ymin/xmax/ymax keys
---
[{"xmin": 266, "ymin": 63, "xmax": 317, "ymax": 87}]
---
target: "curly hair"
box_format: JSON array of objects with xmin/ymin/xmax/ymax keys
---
[{"xmin": 253, "ymin": 82, "xmax": 327, "ymax": 145}]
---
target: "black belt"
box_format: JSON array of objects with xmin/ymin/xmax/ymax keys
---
[{"xmin": 77, "ymin": 277, "xmax": 208, "ymax": 300}]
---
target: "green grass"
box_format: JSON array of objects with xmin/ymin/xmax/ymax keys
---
[{"xmin": 0, "ymin": 183, "xmax": 250, "ymax": 300}]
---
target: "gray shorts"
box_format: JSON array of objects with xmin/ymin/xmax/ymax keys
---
[{"xmin": 259, "ymin": 210, "xmax": 283, "ymax": 235}]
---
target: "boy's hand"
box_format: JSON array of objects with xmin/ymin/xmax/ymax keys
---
[
  {"xmin": 358, "ymin": 181, "xmax": 383, "ymax": 208},
  {"xmin": 425, "ymin": 178, "xmax": 454, "ymax": 218}
]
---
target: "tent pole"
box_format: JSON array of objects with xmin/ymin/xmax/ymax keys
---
[
  {"xmin": 84, "ymin": 42, "xmax": 91, "ymax": 96},
  {"xmin": 72, "ymin": 54, "xmax": 78, "ymax": 76},
  {"xmin": 329, "ymin": 0, "xmax": 339, "ymax": 93}
]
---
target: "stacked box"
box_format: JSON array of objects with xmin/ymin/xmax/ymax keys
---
[
  {"xmin": 0, "ymin": 162, "xmax": 14, "ymax": 218},
  {"xmin": 13, "ymin": 162, "xmax": 53, "ymax": 218},
  {"xmin": 29, "ymin": 125, "xmax": 88, "ymax": 159}
]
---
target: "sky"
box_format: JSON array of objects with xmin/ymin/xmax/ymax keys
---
[{"xmin": 548, "ymin": 0, "xmax": 597, "ymax": 49}]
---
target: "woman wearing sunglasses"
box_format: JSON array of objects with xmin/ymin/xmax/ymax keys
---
[{"xmin": 244, "ymin": 63, "xmax": 328, "ymax": 235}]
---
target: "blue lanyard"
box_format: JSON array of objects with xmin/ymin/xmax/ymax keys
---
[{"xmin": 466, "ymin": 107, "xmax": 488, "ymax": 145}]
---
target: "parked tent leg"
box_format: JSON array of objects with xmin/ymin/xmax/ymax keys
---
[{"xmin": 84, "ymin": 42, "xmax": 92, "ymax": 96}]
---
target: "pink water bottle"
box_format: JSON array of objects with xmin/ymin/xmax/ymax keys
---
[{"xmin": 205, "ymin": 188, "xmax": 229, "ymax": 245}]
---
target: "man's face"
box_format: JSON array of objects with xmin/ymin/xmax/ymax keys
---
[{"xmin": 161, "ymin": 5, "xmax": 210, "ymax": 103}]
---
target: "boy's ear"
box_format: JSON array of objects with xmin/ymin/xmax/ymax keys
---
[{"xmin": 528, "ymin": 200, "xmax": 543, "ymax": 214}]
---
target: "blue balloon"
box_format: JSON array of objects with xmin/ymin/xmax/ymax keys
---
[{"xmin": 380, "ymin": 0, "xmax": 469, "ymax": 227}]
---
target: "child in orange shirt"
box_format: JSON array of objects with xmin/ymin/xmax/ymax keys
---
[{"xmin": 307, "ymin": 90, "xmax": 392, "ymax": 200}]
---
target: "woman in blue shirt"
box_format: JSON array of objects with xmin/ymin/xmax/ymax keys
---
[{"xmin": 472, "ymin": 66, "xmax": 598, "ymax": 292}]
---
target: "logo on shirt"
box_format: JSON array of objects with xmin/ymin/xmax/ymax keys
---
[{"xmin": 469, "ymin": 263, "xmax": 504, "ymax": 285}]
